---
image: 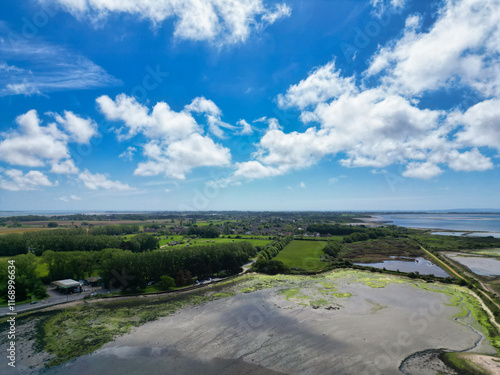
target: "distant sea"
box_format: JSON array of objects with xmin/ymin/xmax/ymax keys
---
[
  {"xmin": 0, "ymin": 210, "xmax": 106, "ymax": 217},
  {"xmin": 374, "ymin": 214, "xmax": 500, "ymax": 234}
]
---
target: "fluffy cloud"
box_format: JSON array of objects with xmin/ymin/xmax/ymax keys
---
[
  {"xmin": 78, "ymin": 169, "xmax": 134, "ymax": 191},
  {"xmin": 0, "ymin": 109, "xmax": 99, "ymax": 175},
  {"xmin": 226, "ymin": 0, "xmax": 499, "ymax": 183},
  {"xmin": 134, "ymin": 134, "xmax": 231, "ymax": 179},
  {"xmin": 237, "ymin": 119, "xmax": 253, "ymax": 135},
  {"xmin": 447, "ymin": 149, "xmax": 494, "ymax": 172},
  {"xmin": 185, "ymin": 96, "xmax": 236, "ymax": 138},
  {"xmin": 50, "ymin": 159, "xmax": 79, "ymax": 174},
  {"xmin": 98, "ymin": 94, "xmax": 232, "ymax": 179},
  {"xmin": 452, "ymin": 99, "xmax": 500, "ymax": 150},
  {"xmin": 277, "ymin": 61, "xmax": 357, "ymax": 110},
  {"xmin": 46, "ymin": 0, "xmax": 291, "ymax": 45},
  {"xmin": 54, "ymin": 111, "xmax": 98, "ymax": 144},
  {"xmin": 402, "ymin": 162, "xmax": 442, "ymax": 179},
  {"xmin": 0, "ymin": 168, "xmax": 55, "ymax": 191},
  {"xmin": 97, "ymin": 94, "xmax": 199, "ymax": 141},
  {"xmin": 0, "ymin": 110, "xmax": 69, "ymax": 167},
  {"xmin": 233, "ymin": 161, "xmax": 284, "ymax": 179},
  {"xmin": 366, "ymin": 0, "xmax": 500, "ymax": 97}
]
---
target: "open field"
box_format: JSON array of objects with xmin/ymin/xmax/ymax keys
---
[
  {"xmin": 156, "ymin": 235, "xmax": 273, "ymax": 249},
  {"xmin": 413, "ymin": 234, "xmax": 500, "ymax": 252},
  {"xmin": 274, "ymin": 240, "xmax": 327, "ymax": 272},
  {"xmin": 2, "ymin": 270, "xmax": 498, "ymax": 375},
  {"xmin": 467, "ymin": 248, "xmax": 500, "ymax": 258},
  {"xmin": 0, "ymin": 227, "xmax": 60, "ymax": 235}
]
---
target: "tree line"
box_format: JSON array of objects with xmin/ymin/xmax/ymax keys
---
[
  {"xmin": 0, "ymin": 229, "xmax": 157, "ymax": 256},
  {"xmin": 100, "ymin": 241, "xmax": 256, "ymax": 290},
  {"xmin": 252, "ymin": 236, "xmax": 293, "ymax": 274},
  {"xmin": 186, "ymin": 224, "xmax": 220, "ymax": 238}
]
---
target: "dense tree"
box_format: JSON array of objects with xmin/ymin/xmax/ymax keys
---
[
  {"xmin": 99, "ymin": 242, "xmax": 256, "ymax": 291},
  {"xmin": 187, "ymin": 224, "xmax": 219, "ymax": 238},
  {"xmin": 253, "ymin": 259, "xmax": 289, "ymax": 275},
  {"xmin": 159, "ymin": 275, "xmax": 175, "ymax": 290},
  {"xmin": 0, "ymin": 253, "xmax": 47, "ymax": 302}
]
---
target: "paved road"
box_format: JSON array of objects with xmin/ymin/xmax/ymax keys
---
[{"xmin": 0, "ymin": 287, "xmax": 113, "ymax": 317}]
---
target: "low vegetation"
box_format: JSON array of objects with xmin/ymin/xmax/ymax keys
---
[{"xmin": 439, "ymin": 352, "xmax": 489, "ymax": 375}]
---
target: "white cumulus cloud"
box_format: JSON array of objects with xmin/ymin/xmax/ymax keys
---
[
  {"xmin": 78, "ymin": 169, "xmax": 134, "ymax": 191},
  {"xmin": 45, "ymin": 0, "xmax": 292, "ymax": 45},
  {"xmin": 0, "ymin": 168, "xmax": 55, "ymax": 191},
  {"xmin": 54, "ymin": 111, "xmax": 98, "ymax": 144},
  {"xmin": 98, "ymin": 94, "xmax": 232, "ymax": 179}
]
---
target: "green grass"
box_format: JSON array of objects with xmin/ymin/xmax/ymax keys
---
[
  {"xmin": 157, "ymin": 236, "xmax": 272, "ymax": 249},
  {"xmin": 439, "ymin": 353, "xmax": 489, "ymax": 375},
  {"xmin": 467, "ymin": 249, "xmax": 500, "ymax": 257},
  {"xmin": 413, "ymin": 234, "xmax": 500, "ymax": 252},
  {"xmin": 274, "ymin": 240, "xmax": 327, "ymax": 272}
]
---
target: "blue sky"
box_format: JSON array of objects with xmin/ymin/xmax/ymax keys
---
[{"xmin": 0, "ymin": 0, "xmax": 499, "ymax": 211}]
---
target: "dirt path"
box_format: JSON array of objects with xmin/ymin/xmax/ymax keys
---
[
  {"xmin": 420, "ymin": 246, "xmax": 500, "ymax": 332},
  {"xmin": 420, "ymin": 246, "xmax": 464, "ymax": 280}
]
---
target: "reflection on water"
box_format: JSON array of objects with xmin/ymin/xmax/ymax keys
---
[
  {"xmin": 431, "ymin": 231, "xmax": 500, "ymax": 238},
  {"xmin": 447, "ymin": 254, "xmax": 500, "ymax": 276},
  {"xmin": 431, "ymin": 231, "xmax": 467, "ymax": 236},
  {"xmin": 355, "ymin": 257, "xmax": 449, "ymax": 277},
  {"xmin": 377, "ymin": 214, "xmax": 500, "ymax": 233}
]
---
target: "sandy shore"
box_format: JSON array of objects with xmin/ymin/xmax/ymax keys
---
[{"xmin": 20, "ymin": 274, "xmax": 495, "ymax": 375}]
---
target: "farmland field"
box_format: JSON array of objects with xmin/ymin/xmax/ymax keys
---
[
  {"xmin": 156, "ymin": 235, "xmax": 273, "ymax": 249},
  {"xmin": 274, "ymin": 240, "xmax": 327, "ymax": 272}
]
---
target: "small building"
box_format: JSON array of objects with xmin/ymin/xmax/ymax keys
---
[
  {"xmin": 52, "ymin": 279, "xmax": 81, "ymax": 294},
  {"xmin": 85, "ymin": 276, "xmax": 102, "ymax": 287}
]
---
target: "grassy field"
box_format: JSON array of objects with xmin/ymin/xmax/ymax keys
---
[
  {"xmin": 439, "ymin": 352, "xmax": 490, "ymax": 375},
  {"xmin": 274, "ymin": 240, "xmax": 327, "ymax": 272},
  {"xmin": 413, "ymin": 234, "xmax": 500, "ymax": 252},
  {"xmin": 467, "ymin": 249, "xmax": 500, "ymax": 257},
  {"xmin": 157, "ymin": 235, "xmax": 273, "ymax": 249}
]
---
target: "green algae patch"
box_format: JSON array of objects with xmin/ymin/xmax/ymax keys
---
[
  {"xmin": 278, "ymin": 287, "xmax": 304, "ymax": 300},
  {"xmin": 210, "ymin": 292, "xmax": 235, "ymax": 299},
  {"xmin": 30, "ymin": 283, "xmax": 239, "ymax": 368},
  {"xmin": 366, "ymin": 299, "xmax": 387, "ymax": 313},
  {"xmin": 331, "ymin": 292, "xmax": 352, "ymax": 298}
]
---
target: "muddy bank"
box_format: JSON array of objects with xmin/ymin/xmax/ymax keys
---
[{"xmin": 21, "ymin": 272, "xmax": 495, "ymax": 375}]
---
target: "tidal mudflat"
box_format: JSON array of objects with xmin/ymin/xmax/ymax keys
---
[{"xmin": 18, "ymin": 271, "xmax": 496, "ymax": 375}]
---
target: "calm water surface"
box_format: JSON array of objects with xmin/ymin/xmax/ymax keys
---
[
  {"xmin": 355, "ymin": 257, "xmax": 449, "ymax": 277},
  {"xmin": 377, "ymin": 214, "xmax": 500, "ymax": 232}
]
